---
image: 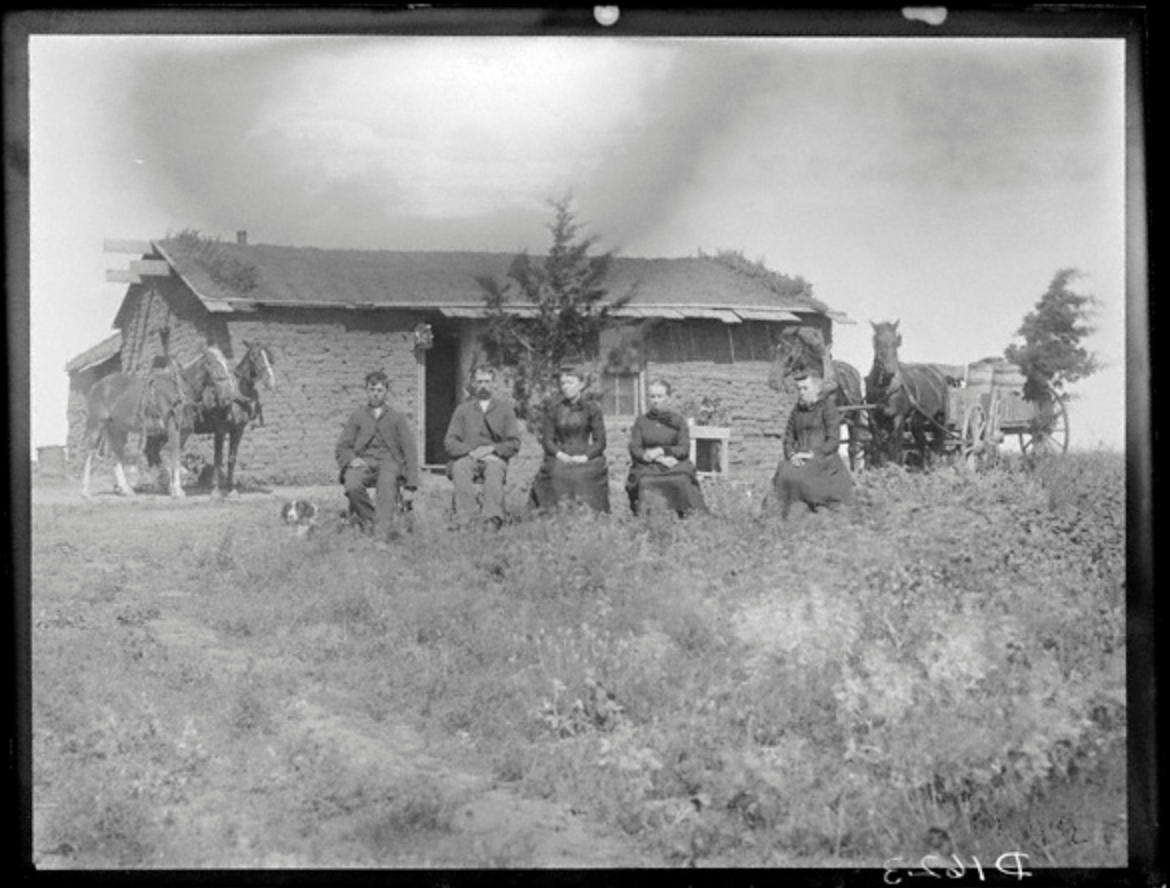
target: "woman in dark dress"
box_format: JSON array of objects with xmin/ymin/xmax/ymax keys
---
[
  {"xmin": 772, "ymin": 368, "xmax": 854, "ymax": 519},
  {"xmin": 528, "ymin": 368, "xmax": 611, "ymax": 513},
  {"xmin": 626, "ymin": 379, "xmax": 708, "ymax": 516}
]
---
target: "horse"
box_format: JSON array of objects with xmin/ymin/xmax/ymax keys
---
[
  {"xmin": 190, "ymin": 340, "xmax": 276, "ymax": 497},
  {"xmin": 81, "ymin": 342, "xmax": 275, "ymax": 499},
  {"xmin": 768, "ymin": 325, "xmax": 869, "ymax": 470},
  {"xmin": 81, "ymin": 355, "xmax": 202, "ymax": 498},
  {"xmin": 864, "ymin": 320, "xmax": 950, "ymax": 468}
]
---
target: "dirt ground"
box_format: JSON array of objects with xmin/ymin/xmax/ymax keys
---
[{"xmin": 29, "ymin": 473, "xmax": 657, "ymax": 869}]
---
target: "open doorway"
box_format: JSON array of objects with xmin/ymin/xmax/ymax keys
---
[{"xmin": 424, "ymin": 326, "xmax": 461, "ymax": 466}]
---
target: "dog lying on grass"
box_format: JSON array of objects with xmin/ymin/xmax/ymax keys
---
[{"xmin": 280, "ymin": 499, "xmax": 319, "ymax": 538}]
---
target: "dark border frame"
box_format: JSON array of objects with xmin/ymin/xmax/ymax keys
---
[{"xmin": 6, "ymin": 6, "xmax": 1155, "ymax": 887}]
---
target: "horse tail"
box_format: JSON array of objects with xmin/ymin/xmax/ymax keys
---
[
  {"xmin": 83, "ymin": 375, "xmax": 121, "ymax": 451},
  {"xmin": 83, "ymin": 406, "xmax": 108, "ymax": 455}
]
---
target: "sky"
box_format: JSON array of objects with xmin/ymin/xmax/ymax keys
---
[{"xmin": 25, "ymin": 20, "xmax": 1131, "ymax": 454}]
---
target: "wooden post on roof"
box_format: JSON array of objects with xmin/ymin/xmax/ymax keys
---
[
  {"xmin": 129, "ymin": 259, "xmax": 171, "ymax": 276},
  {"xmin": 105, "ymin": 239, "xmax": 170, "ymax": 283},
  {"xmin": 105, "ymin": 269, "xmax": 142, "ymax": 284}
]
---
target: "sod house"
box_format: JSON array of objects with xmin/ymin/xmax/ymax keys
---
[{"xmin": 70, "ymin": 232, "xmax": 850, "ymax": 487}]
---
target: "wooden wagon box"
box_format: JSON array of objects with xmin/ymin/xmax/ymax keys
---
[
  {"xmin": 945, "ymin": 386, "xmax": 990, "ymax": 427},
  {"xmin": 997, "ymin": 391, "xmax": 1036, "ymax": 425}
]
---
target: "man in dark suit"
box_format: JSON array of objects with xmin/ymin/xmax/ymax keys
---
[
  {"xmin": 336, "ymin": 370, "xmax": 420, "ymax": 538},
  {"xmin": 443, "ymin": 365, "xmax": 521, "ymax": 530}
]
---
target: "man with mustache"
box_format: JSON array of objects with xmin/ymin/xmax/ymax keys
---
[{"xmin": 443, "ymin": 365, "xmax": 522, "ymax": 530}]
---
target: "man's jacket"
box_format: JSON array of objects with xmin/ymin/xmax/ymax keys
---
[
  {"xmin": 443, "ymin": 397, "xmax": 522, "ymax": 461},
  {"xmin": 336, "ymin": 405, "xmax": 420, "ymax": 488}
]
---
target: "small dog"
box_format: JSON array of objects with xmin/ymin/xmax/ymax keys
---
[{"xmin": 280, "ymin": 499, "xmax": 319, "ymax": 538}]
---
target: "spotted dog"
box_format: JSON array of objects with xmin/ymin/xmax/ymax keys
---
[{"xmin": 280, "ymin": 499, "xmax": 319, "ymax": 538}]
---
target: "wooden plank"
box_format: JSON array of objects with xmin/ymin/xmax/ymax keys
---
[
  {"xmin": 631, "ymin": 306, "xmax": 686, "ymax": 320},
  {"xmin": 105, "ymin": 269, "xmax": 142, "ymax": 284},
  {"xmin": 104, "ymin": 238, "xmax": 153, "ymax": 254},
  {"xmin": 439, "ymin": 307, "xmax": 485, "ymax": 319},
  {"xmin": 612, "ymin": 306, "xmax": 650, "ymax": 318},
  {"xmin": 441, "ymin": 305, "xmax": 540, "ymax": 318},
  {"xmin": 683, "ymin": 307, "xmax": 742, "ymax": 324},
  {"xmin": 733, "ymin": 308, "xmax": 801, "ymax": 322},
  {"xmin": 129, "ymin": 259, "xmax": 171, "ymax": 276}
]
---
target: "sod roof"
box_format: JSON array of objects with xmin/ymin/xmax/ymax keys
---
[{"xmin": 147, "ymin": 238, "xmax": 846, "ymax": 323}]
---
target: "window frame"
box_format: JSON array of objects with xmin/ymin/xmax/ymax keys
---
[{"xmin": 600, "ymin": 367, "xmax": 645, "ymax": 420}]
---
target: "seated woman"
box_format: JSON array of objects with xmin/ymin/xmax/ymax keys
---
[
  {"xmin": 528, "ymin": 367, "xmax": 611, "ymax": 513},
  {"xmin": 626, "ymin": 379, "xmax": 708, "ymax": 517},
  {"xmin": 772, "ymin": 367, "xmax": 854, "ymax": 519}
]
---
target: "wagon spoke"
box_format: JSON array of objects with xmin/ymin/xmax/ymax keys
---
[
  {"xmin": 1020, "ymin": 388, "xmax": 1069, "ymax": 457},
  {"xmin": 961, "ymin": 402, "xmax": 993, "ymax": 471}
]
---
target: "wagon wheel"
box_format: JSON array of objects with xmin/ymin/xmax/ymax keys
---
[
  {"xmin": 961, "ymin": 402, "xmax": 995, "ymax": 470},
  {"xmin": 1019, "ymin": 388, "xmax": 1070, "ymax": 457}
]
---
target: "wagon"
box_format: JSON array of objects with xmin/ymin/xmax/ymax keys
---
[
  {"xmin": 838, "ymin": 359, "xmax": 1070, "ymax": 468},
  {"xmin": 945, "ymin": 360, "xmax": 1070, "ymax": 467}
]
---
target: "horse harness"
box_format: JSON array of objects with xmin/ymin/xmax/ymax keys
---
[
  {"xmin": 869, "ymin": 364, "xmax": 950, "ymax": 436},
  {"xmin": 232, "ymin": 365, "xmax": 265, "ymax": 426},
  {"xmin": 136, "ymin": 358, "xmax": 192, "ymax": 432},
  {"xmin": 138, "ymin": 350, "xmax": 266, "ymax": 432},
  {"xmin": 202, "ymin": 347, "xmax": 267, "ymax": 426}
]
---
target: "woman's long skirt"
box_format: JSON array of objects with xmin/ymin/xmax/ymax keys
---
[
  {"xmin": 771, "ymin": 454, "xmax": 854, "ymax": 518},
  {"xmin": 626, "ymin": 462, "xmax": 708, "ymax": 515},
  {"xmin": 529, "ymin": 457, "xmax": 611, "ymax": 513}
]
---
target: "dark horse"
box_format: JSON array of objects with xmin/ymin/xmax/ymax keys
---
[
  {"xmin": 81, "ymin": 342, "xmax": 275, "ymax": 498},
  {"xmin": 191, "ymin": 341, "xmax": 276, "ymax": 497},
  {"xmin": 768, "ymin": 325, "xmax": 869, "ymax": 470},
  {"xmin": 865, "ymin": 320, "xmax": 950, "ymax": 467}
]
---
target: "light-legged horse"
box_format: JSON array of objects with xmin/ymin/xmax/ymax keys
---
[{"xmin": 81, "ymin": 359, "xmax": 198, "ymax": 498}]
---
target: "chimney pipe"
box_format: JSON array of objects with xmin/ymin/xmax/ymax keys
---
[{"xmin": 237, "ymin": 230, "xmax": 247, "ymax": 245}]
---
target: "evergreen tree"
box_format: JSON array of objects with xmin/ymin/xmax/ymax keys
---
[
  {"xmin": 478, "ymin": 195, "xmax": 627, "ymax": 422},
  {"xmin": 1005, "ymin": 268, "xmax": 1102, "ymax": 404}
]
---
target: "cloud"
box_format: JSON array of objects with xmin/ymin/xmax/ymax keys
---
[
  {"xmin": 575, "ymin": 43, "xmax": 786, "ymax": 253},
  {"xmin": 122, "ymin": 38, "xmax": 666, "ymax": 248}
]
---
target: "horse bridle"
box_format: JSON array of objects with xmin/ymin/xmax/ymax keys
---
[{"xmin": 868, "ymin": 352, "xmax": 902, "ymax": 407}]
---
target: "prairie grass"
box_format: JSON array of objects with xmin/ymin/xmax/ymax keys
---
[{"xmin": 31, "ymin": 450, "xmax": 1127, "ymax": 868}]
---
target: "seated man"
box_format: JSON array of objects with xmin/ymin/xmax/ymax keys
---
[
  {"xmin": 772, "ymin": 367, "xmax": 854, "ymax": 519},
  {"xmin": 335, "ymin": 370, "xmax": 420, "ymax": 539},
  {"xmin": 443, "ymin": 365, "xmax": 522, "ymax": 530}
]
